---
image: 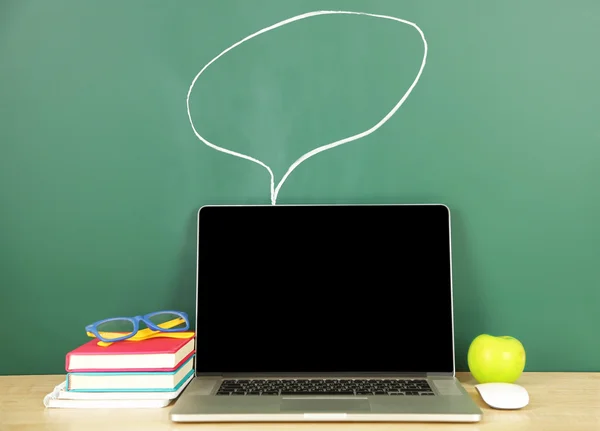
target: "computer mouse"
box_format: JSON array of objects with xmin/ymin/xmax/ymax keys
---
[{"xmin": 475, "ymin": 382, "xmax": 529, "ymax": 410}]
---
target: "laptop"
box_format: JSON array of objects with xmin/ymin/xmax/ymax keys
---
[{"xmin": 170, "ymin": 203, "xmax": 482, "ymax": 423}]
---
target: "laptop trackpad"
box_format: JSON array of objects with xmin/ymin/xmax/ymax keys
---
[{"xmin": 280, "ymin": 398, "xmax": 371, "ymax": 413}]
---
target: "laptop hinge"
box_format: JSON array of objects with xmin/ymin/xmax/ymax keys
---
[
  {"xmin": 215, "ymin": 372, "xmax": 431, "ymax": 378},
  {"xmin": 426, "ymin": 372, "xmax": 455, "ymax": 377},
  {"xmin": 199, "ymin": 371, "xmax": 453, "ymax": 378}
]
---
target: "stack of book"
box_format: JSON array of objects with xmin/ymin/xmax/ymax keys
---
[{"xmin": 44, "ymin": 336, "xmax": 195, "ymax": 408}]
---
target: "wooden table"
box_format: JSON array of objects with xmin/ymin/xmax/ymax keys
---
[{"xmin": 1, "ymin": 372, "xmax": 599, "ymax": 431}]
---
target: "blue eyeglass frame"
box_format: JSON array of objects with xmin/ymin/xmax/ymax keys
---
[{"xmin": 85, "ymin": 310, "xmax": 190, "ymax": 342}]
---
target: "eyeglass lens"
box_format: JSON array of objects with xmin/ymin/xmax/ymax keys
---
[
  {"xmin": 96, "ymin": 318, "xmax": 135, "ymax": 340},
  {"xmin": 148, "ymin": 312, "xmax": 187, "ymax": 330}
]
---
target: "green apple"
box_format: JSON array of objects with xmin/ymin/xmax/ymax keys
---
[{"xmin": 467, "ymin": 334, "xmax": 526, "ymax": 384}]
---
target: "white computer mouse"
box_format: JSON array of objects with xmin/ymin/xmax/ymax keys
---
[{"xmin": 475, "ymin": 382, "xmax": 529, "ymax": 410}]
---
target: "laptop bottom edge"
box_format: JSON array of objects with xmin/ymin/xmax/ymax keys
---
[{"xmin": 170, "ymin": 412, "xmax": 482, "ymax": 423}]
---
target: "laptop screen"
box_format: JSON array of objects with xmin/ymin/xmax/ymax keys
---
[{"xmin": 195, "ymin": 204, "xmax": 455, "ymax": 375}]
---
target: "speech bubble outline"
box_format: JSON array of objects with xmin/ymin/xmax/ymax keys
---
[{"xmin": 186, "ymin": 10, "xmax": 428, "ymax": 204}]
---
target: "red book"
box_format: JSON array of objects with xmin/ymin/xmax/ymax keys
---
[{"xmin": 65, "ymin": 336, "xmax": 195, "ymax": 372}]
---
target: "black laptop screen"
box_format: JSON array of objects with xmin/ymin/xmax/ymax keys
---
[{"xmin": 195, "ymin": 204, "xmax": 455, "ymax": 375}]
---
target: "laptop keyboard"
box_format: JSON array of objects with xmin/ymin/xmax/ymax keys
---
[{"xmin": 216, "ymin": 378, "xmax": 434, "ymax": 396}]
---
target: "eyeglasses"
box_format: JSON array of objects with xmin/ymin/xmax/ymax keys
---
[{"xmin": 85, "ymin": 310, "xmax": 191, "ymax": 344}]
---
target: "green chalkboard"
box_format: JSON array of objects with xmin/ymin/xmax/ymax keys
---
[{"xmin": 1, "ymin": 0, "xmax": 600, "ymax": 375}]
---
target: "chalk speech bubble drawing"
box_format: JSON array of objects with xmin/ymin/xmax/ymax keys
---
[{"xmin": 186, "ymin": 10, "xmax": 428, "ymax": 204}]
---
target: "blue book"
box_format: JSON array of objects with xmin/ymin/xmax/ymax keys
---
[{"xmin": 66, "ymin": 355, "xmax": 194, "ymax": 392}]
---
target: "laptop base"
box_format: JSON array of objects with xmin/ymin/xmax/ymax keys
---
[{"xmin": 170, "ymin": 375, "xmax": 482, "ymax": 423}]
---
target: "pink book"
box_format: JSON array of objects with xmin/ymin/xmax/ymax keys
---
[{"xmin": 65, "ymin": 336, "xmax": 195, "ymax": 372}]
